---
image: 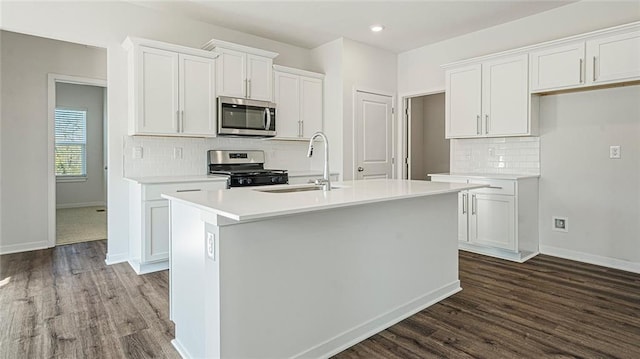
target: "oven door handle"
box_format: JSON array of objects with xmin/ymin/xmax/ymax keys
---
[{"xmin": 264, "ymin": 108, "xmax": 272, "ymax": 131}]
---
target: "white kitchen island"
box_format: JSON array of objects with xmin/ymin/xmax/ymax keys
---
[{"xmin": 162, "ymin": 179, "xmax": 484, "ymax": 359}]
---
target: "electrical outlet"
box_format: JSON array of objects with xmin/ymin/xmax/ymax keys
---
[
  {"xmin": 173, "ymin": 147, "xmax": 183, "ymax": 160},
  {"xmin": 552, "ymin": 216, "xmax": 568, "ymax": 232},
  {"xmin": 132, "ymin": 146, "xmax": 143, "ymax": 159},
  {"xmin": 609, "ymin": 145, "xmax": 621, "ymax": 159},
  {"xmin": 206, "ymin": 232, "xmax": 215, "ymax": 260}
]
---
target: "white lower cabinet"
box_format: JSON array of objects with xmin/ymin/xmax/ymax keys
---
[
  {"xmin": 128, "ymin": 179, "xmax": 227, "ymax": 274},
  {"xmin": 431, "ymin": 175, "xmax": 539, "ymax": 262}
]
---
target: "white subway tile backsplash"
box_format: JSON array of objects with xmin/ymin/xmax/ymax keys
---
[
  {"xmin": 450, "ymin": 137, "xmax": 540, "ymax": 175},
  {"xmin": 123, "ymin": 136, "xmax": 319, "ymax": 178}
]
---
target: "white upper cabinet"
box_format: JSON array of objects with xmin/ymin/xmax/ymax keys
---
[
  {"xmin": 124, "ymin": 37, "xmax": 218, "ymax": 137},
  {"xmin": 179, "ymin": 54, "xmax": 217, "ymax": 136},
  {"xmin": 482, "ymin": 54, "xmax": 530, "ymax": 136},
  {"xmin": 445, "ymin": 64, "xmax": 482, "ymax": 138},
  {"xmin": 587, "ymin": 29, "xmax": 640, "ymax": 85},
  {"xmin": 204, "ymin": 39, "xmax": 278, "ymax": 102},
  {"xmin": 137, "ymin": 47, "xmax": 180, "ymax": 135},
  {"xmin": 530, "ymin": 42, "xmax": 586, "ymax": 92},
  {"xmin": 530, "ymin": 23, "xmax": 640, "ymax": 93},
  {"xmin": 446, "ymin": 54, "xmax": 531, "ymax": 139},
  {"xmin": 273, "ymin": 65, "xmax": 324, "ymax": 139}
]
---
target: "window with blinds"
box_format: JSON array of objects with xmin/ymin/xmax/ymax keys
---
[{"xmin": 55, "ymin": 108, "xmax": 87, "ymax": 178}]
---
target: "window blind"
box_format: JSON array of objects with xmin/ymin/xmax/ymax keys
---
[{"xmin": 55, "ymin": 108, "xmax": 87, "ymax": 177}]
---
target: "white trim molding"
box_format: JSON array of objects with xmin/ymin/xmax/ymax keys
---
[
  {"xmin": 540, "ymin": 244, "xmax": 640, "ymax": 274},
  {"xmin": 56, "ymin": 201, "xmax": 107, "ymax": 209},
  {"xmin": 0, "ymin": 240, "xmax": 49, "ymax": 255},
  {"xmin": 105, "ymin": 252, "xmax": 129, "ymax": 265}
]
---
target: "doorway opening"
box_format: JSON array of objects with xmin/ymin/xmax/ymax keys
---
[
  {"xmin": 48, "ymin": 76, "xmax": 107, "ymax": 246},
  {"xmin": 404, "ymin": 91, "xmax": 449, "ymax": 181}
]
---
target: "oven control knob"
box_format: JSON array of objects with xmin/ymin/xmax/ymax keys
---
[
  {"xmin": 238, "ymin": 178, "xmax": 246, "ymax": 185},
  {"xmin": 245, "ymin": 178, "xmax": 252, "ymax": 185}
]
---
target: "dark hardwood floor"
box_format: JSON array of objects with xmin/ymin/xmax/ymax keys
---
[{"xmin": 1, "ymin": 240, "xmax": 639, "ymax": 358}]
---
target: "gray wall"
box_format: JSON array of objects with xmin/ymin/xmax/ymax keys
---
[
  {"xmin": 0, "ymin": 30, "xmax": 107, "ymax": 253},
  {"xmin": 410, "ymin": 93, "xmax": 449, "ymax": 180},
  {"xmin": 55, "ymin": 82, "xmax": 105, "ymax": 208},
  {"xmin": 539, "ymin": 85, "xmax": 640, "ymax": 264}
]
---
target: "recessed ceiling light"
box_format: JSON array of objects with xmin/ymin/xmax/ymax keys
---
[{"xmin": 370, "ymin": 25, "xmax": 385, "ymax": 33}]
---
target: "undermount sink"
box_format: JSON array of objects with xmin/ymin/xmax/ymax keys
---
[{"xmin": 256, "ymin": 185, "xmax": 340, "ymax": 193}]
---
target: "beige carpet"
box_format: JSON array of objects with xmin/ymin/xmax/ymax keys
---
[{"xmin": 56, "ymin": 206, "xmax": 107, "ymax": 245}]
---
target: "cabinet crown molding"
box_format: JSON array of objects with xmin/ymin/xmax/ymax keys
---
[
  {"xmin": 273, "ymin": 65, "xmax": 325, "ymax": 79},
  {"xmin": 202, "ymin": 38, "xmax": 279, "ymax": 59},
  {"xmin": 441, "ymin": 21, "xmax": 640, "ymax": 69},
  {"xmin": 122, "ymin": 36, "xmax": 220, "ymax": 59}
]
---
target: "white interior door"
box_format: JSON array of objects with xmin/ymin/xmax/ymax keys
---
[{"xmin": 354, "ymin": 91, "xmax": 393, "ymax": 180}]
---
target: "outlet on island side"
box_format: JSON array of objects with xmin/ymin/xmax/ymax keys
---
[
  {"xmin": 552, "ymin": 216, "xmax": 568, "ymax": 232},
  {"xmin": 609, "ymin": 145, "xmax": 621, "ymax": 159}
]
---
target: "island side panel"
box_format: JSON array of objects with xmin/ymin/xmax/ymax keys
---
[
  {"xmin": 216, "ymin": 192, "xmax": 459, "ymax": 358},
  {"xmin": 169, "ymin": 201, "xmax": 220, "ymax": 359}
]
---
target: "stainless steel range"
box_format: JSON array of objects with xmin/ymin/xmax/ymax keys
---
[{"xmin": 207, "ymin": 150, "xmax": 288, "ymax": 188}]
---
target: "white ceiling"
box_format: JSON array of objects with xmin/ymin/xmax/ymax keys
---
[{"xmin": 139, "ymin": 1, "xmax": 576, "ymax": 53}]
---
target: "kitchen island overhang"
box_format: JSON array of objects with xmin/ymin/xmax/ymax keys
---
[{"xmin": 163, "ymin": 179, "xmax": 485, "ymax": 359}]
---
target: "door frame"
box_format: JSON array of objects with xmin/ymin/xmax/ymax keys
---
[
  {"xmin": 399, "ymin": 88, "xmax": 445, "ymax": 179},
  {"xmin": 47, "ymin": 73, "xmax": 107, "ymax": 248},
  {"xmin": 352, "ymin": 86, "xmax": 395, "ymax": 180}
]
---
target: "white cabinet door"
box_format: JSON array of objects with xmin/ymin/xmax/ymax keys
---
[
  {"xmin": 247, "ymin": 54, "xmax": 273, "ymax": 101},
  {"xmin": 587, "ymin": 30, "xmax": 640, "ymax": 85},
  {"xmin": 469, "ymin": 193, "xmax": 515, "ymax": 251},
  {"xmin": 530, "ymin": 42, "xmax": 585, "ymax": 92},
  {"xmin": 458, "ymin": 191, "xmax": 469, "ymax": 243},
  {"xmin": 143, "ymin": 200, "xmax": 170, "ymax": 263},
  {"xmin": 217, "ymin": 48, "xmax": 246, "ymax": 98},
  {"xmin": 482, "ymin": 54, "xmax": 529, "ymax": 136},
  {"xmin": 138, "ymin": 46, "xmax": 179, "ymax": 135},
  {"xmin": 300, "ymin": 76, "xmax": 323, "ymax": 138},
  {"xmin": 179, "ymin": 54, "xmax": 217, "ymax": 137},
  {"xmin": 446, "ymin": 64, "xmax": 482, "ymax": 138},
  {"xmin": 273, "ymin": 71, "xmax": 300, "ymax": 138}
]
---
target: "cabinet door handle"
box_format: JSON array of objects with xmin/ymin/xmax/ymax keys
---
[
  {"xmin": 176, "ymin": 189, "xmax": 201, "ymax": 193},
  {"xmin": 471, "ymin": 194, "xmax": 477, "ymax": 215},
  {"xmin": 462, "ymin": 193, "xmax": 467, "ymax": 214},
  {"xmin": 300, "ymin": 120, "xmax": 304, "ymax": 137},
  {"xmin": 485, "ymin": 114, "xmax": 489, "ymax": 134},
  {"xmin": 476, "ymin": 115, "xmax": 480, "ymax": 135},
  {"xmin": 244, "ymin": 79, "xmax": 248, "ymax": 98},
  {"xmin": 180, "ymin": 110, "xmax": 184, "ymax": 133},
  {"xmin": 488, "ymin": 186, "xmax": 502, "ymax": 189},
  {"xmin": 593, "ymin": 56, "xmax": 597, "ymax": 81},
  {"xmin": 247, "ymin": 79, "xmax": 252, "ymax": 98},
  {"xmin": 176, "ymin": 110, "xmax": 180, "ymax": 133},
  {"xmin": 579, "ymin": 58, "xmax": 583, "ymax": 83}
]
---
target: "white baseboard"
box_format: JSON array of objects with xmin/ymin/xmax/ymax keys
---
[
  {"xmin": 105, "ymin": 252, "xmax": 128, "ymax": 265},
  {"xmin": 293, "ymin": 281, "xmax": 462, "ymax": 359},
  {"xmin": 540, "ymin": 244, "xmax": 640, "ymax": 274},
  {"xmin": 172, "ymin": 339, "xmax": 192, "ymax": 359},
  {"xmin": 128, "ymin": 259, "xmax": 169, "ymax": 274},
  {"xmin": 0, "ymin": 240, "xmax": 50, "ymax": 255},
  {"xmin": 56, "ymin": 201, "xmax": 106, "ymax": 209}
]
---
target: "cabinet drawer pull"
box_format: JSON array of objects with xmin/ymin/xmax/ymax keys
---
[
  {"xmin": 176, "ymin": 189, "xmax": 201, "ymax": 193},
  {"xmin": 488, "ymin": 186, "xmax": 502, "ymax": 189}
]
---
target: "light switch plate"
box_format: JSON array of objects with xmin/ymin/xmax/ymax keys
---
[
  {"xmin": 206, "ymin": 232, "xmax": 215, "ymax": 260},
  {"xmin": 173, "ymin": 147, "xmax": 183, "ymax": 160},
  {"xmin": 609, "ymin": 145, "xmax": 621, "ymax": 159}
]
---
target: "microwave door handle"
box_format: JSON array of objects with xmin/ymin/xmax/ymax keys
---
[{"xmin": 265, "ymin": 107, "xmax": 271, "ymax": 130}]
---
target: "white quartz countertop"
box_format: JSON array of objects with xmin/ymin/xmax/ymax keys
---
[
  {"xmin": 162, "ymin": 179, "xmax": 485, "ymax": 222},
  {"xmin": 429, "ymin": 173, "xmax": 540, "ymax": 180},
  {"xmin": 124, "ymin": 175, "xmax": 228, "ymax": 184}
]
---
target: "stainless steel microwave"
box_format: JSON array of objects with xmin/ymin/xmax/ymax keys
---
[{"xmin": 217, "ymin": 96, "xmax": 276, "ymax": 137}]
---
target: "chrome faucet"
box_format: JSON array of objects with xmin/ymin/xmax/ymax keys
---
[{"xmin": 307, "ymin": 131, "xmax": 331, "ymax": 191}]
